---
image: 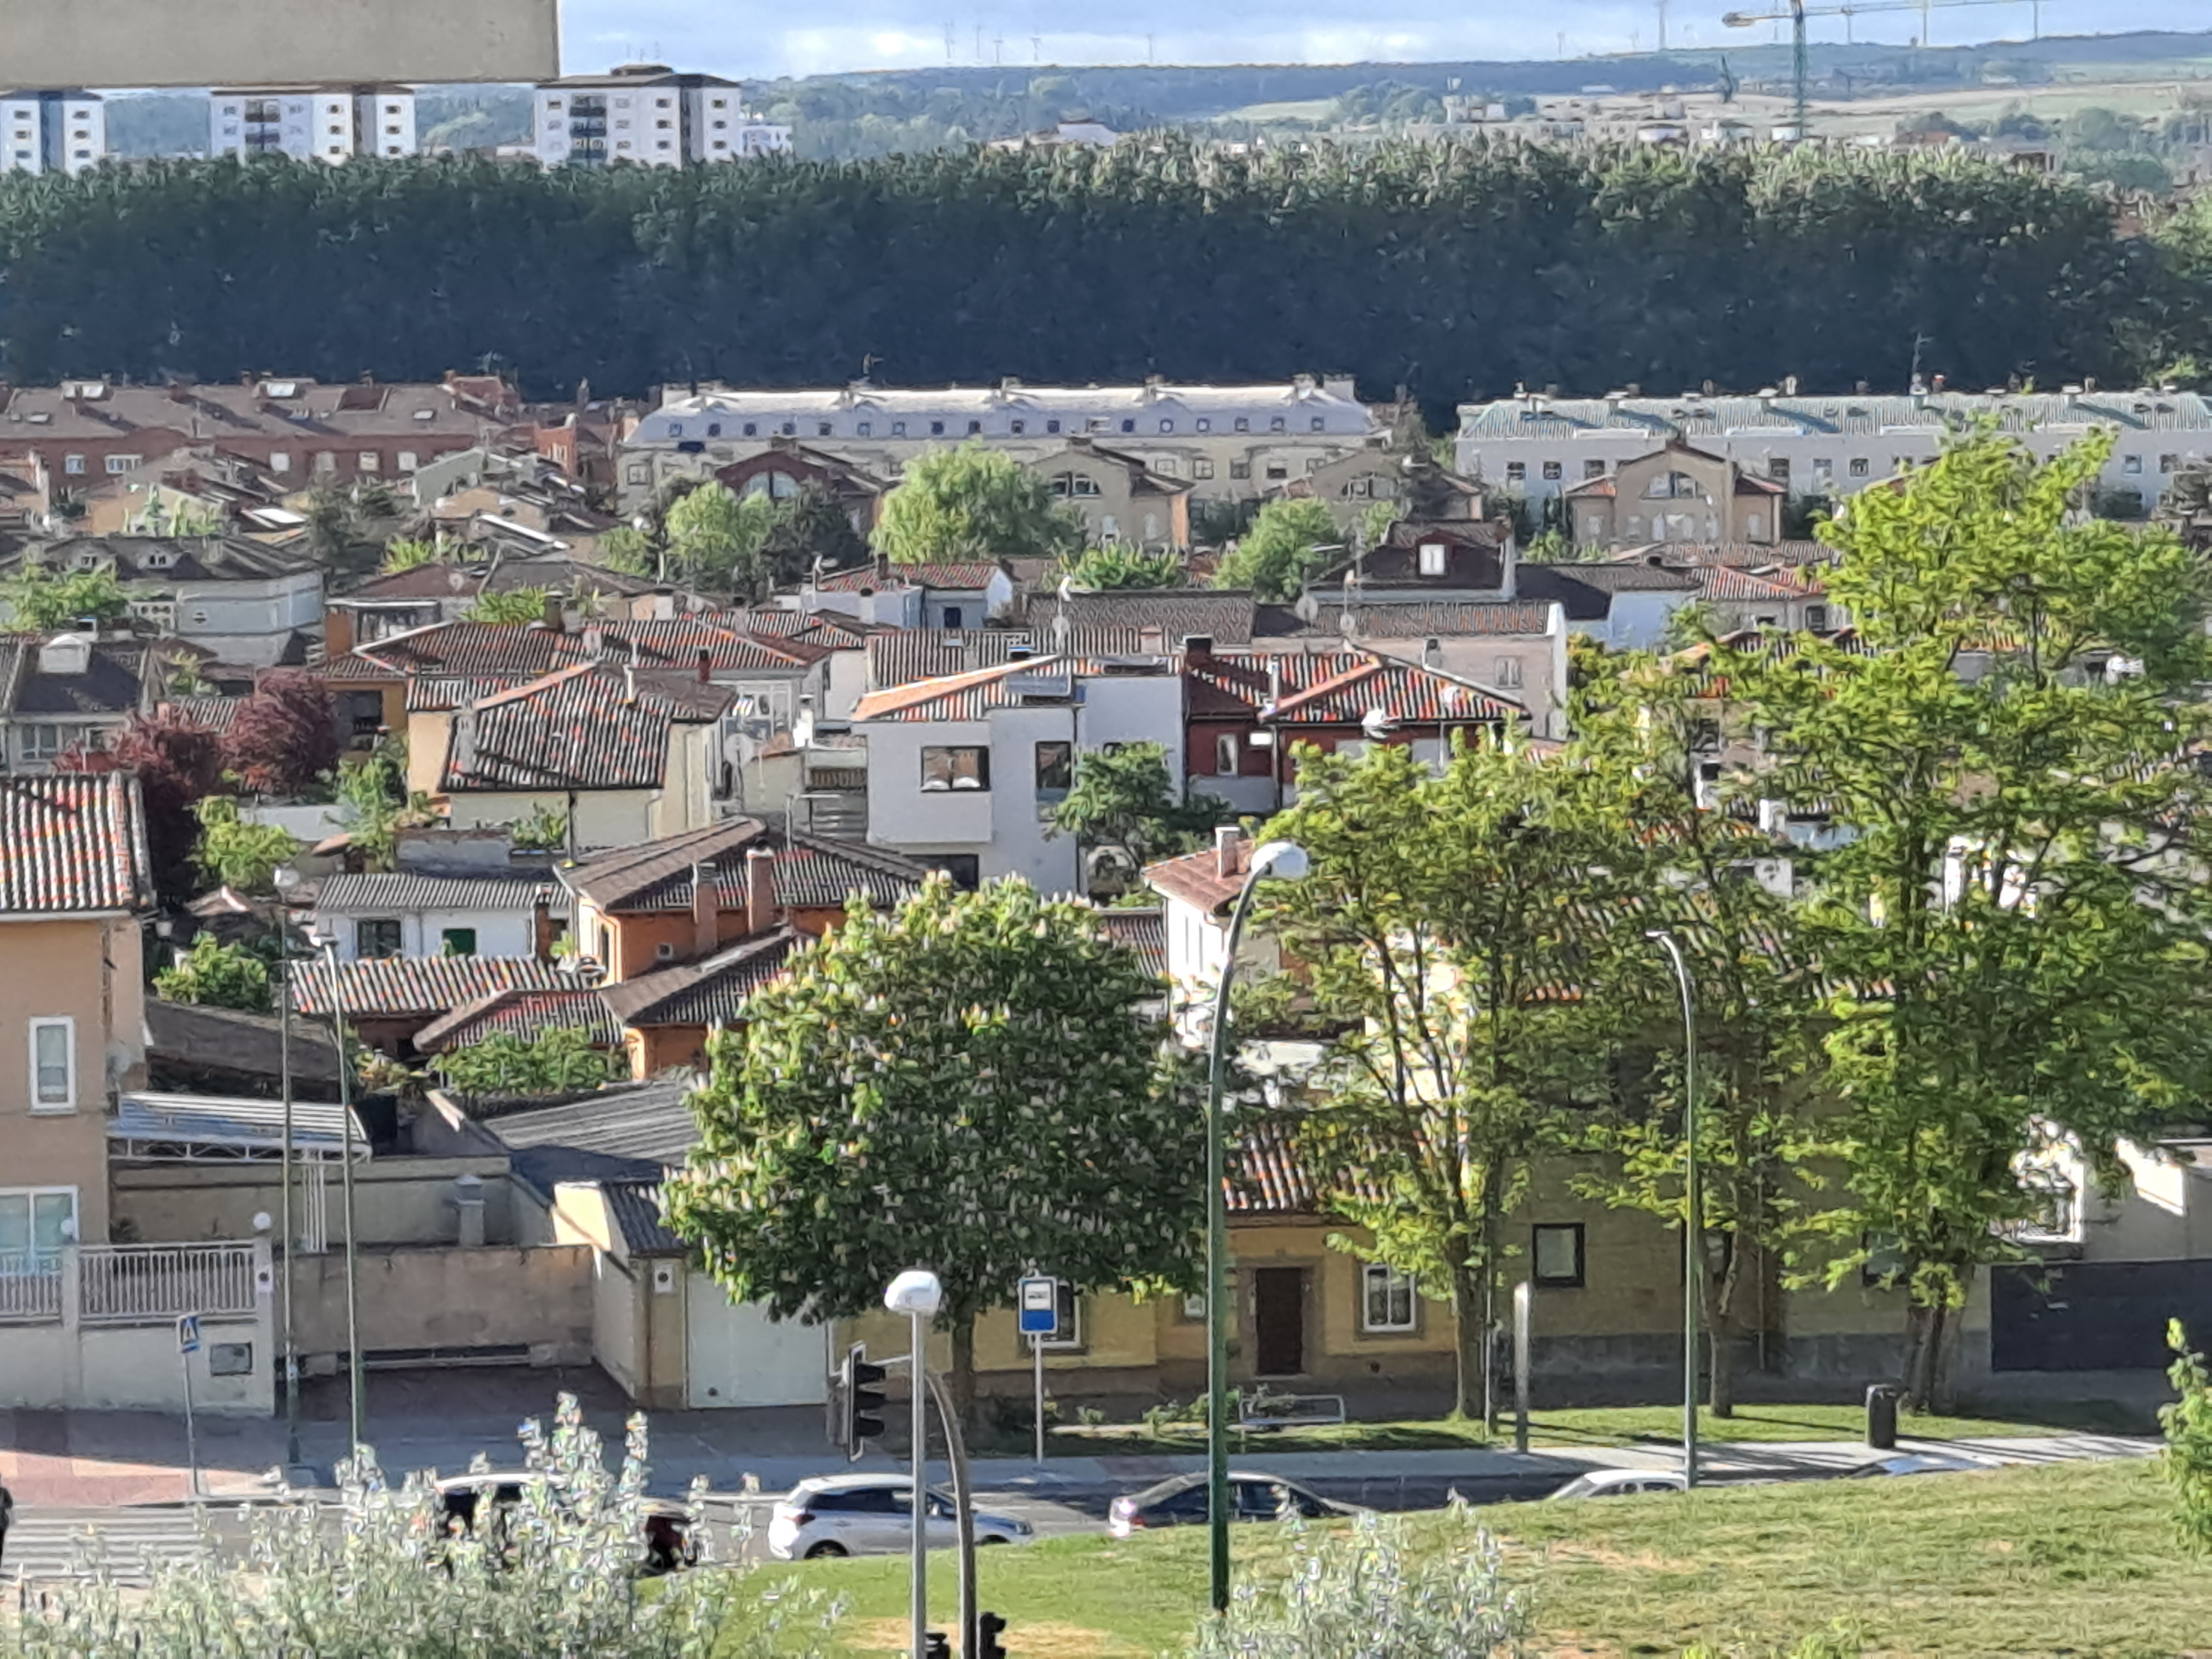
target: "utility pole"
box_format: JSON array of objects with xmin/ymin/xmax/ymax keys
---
[
  {"xmin": 319, "ymin": 940, "xmax": 364, "ymax": 1450},
  {"xmin": 1647, "ymin": 930, "xmax": 1701, "ymax": 1491},
  {"xmin": 1657, "ymin": 0, "xmax": 1670, "ymax": 51}
]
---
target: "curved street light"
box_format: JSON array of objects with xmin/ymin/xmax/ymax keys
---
[{"xmin": 1646, "ymin": 928, "xmax": 1701, "ymax": 1489}]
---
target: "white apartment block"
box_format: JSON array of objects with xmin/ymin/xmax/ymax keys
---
[
  {"xmin": 0, "ymin": 90, "xmax": 105, "ymax": 176},
  {"xmin": 533, "ymin": 65, "xmax": 792, "ymax": 170},
  {"xmin": 210, "ymin": 86, "xmax": 418, "ymax": 163},
  {"xmin": 1456, "ymin": 384, "xmax": 2212, "ymax": 513},
  {"xmin": 622, "ymin": 375, "xmax": 1383, "ymax": 507}
]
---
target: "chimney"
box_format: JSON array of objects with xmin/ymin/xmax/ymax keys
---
[
  {"xmin": 1214, "ymin": 824, "xmax": 1245, "ymax": 881},
  {"xmin": 745, "ymin": 844, "xmax": 778, "ymax": 936},
  {"xmin": 622, "ymin": 663, "xmax": 637, "ymax": 705},
  {"xmin": 1423, "ymin": 637, "xmax": 1442, "ymax": 669},
  {"xmin": 581, "ymin": 620, "xmax": 605, "ymax": 656},
  {"xmin": 696, "ymin": 646, "xmax": 712, "ymax": 685},
  {"xmin": 452, "ymin": 1173, "xmax": 486, "ymax": 1248},
  {"xmin": 692, "ymin": 862, "xmax": 718, "ymax": 957},
  {"xmin": 540, "ymin": 592, "xmax": 564, "ymax": 632}
]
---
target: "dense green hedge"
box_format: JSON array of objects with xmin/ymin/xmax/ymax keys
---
[{"xmin": 0, "ymin": 139, "xmax": 2202, "ymax": 406}]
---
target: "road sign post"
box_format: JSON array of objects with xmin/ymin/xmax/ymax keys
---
[
  {"xmin": 175, "ymin": 1314, "xmax": 202, "ymax": 1500},
  {"xmin": 1017, "ymin": 1276, "xmax": 1059, "ymax": 1467},
  {"xmin": 1512, "ymin": 1280, "xmax": 1533, "ymax": 1455}
]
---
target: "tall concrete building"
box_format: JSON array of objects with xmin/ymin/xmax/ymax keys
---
[
  {"xmin": 0, "ymin": 90, "xmax": 105, "ymax": 176},
  {"xmin": 531, "ymin": 64, "xmax": 791, "ymax": 169},
  {"xmin": 209, "ymin": 84, "xmax": 417, "ymax": 162}
]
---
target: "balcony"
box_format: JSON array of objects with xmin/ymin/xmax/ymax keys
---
[
  {"xmin": 0, "ymin": 1251, "xmax": 61, "ymax": 1322},
  {"xmin": 0, "ymin": 1241, "xmax": 260, "ymax": 1326}
]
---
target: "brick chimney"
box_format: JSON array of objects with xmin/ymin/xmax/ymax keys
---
[
  {"xmin": 691, "ymin": 862, "xmax": 718, "ymax": 957},
  {"xmin": 744, "ymin": 844, "xmax": 779, "ymax": 936},
  {"xmin": 1214, "ymin": 824, "xmax": 1246, "ymax": 881},
  {"xmin": 696, "ymin": 646, "xmax": 712, "ymax": 685}
]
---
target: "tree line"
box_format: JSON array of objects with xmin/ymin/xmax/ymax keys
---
[{"xmin": 1, "ymin": 140, "xmax": 2205, "ymax": 413}]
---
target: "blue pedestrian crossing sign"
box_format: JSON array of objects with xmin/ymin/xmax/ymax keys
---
[
  {"xmin": 176, "ymin": 1314, "xmax": 201, "ymax": 1355},
  {"xmin": 1018, "ymin": 1276, "xmax": 1059, "ymax": 1337}
]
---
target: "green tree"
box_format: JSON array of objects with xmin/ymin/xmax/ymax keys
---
[
  {"xmin": 1263, "ymin": 738, "xmax": 1626, "ymax": 1420},
  {"xmin": 437, "ymin": 1027, "xmax": 619, "ymax": 1098},
  {"xmin": 380, "ymin": 534, "xmax": 457, "ymax": 573},
  {"xmin": 873, "ymin": 444, "xmax": 1082, "ymax": 566},
  {"xmin": 153, "ymin": 931, "xmax": 274, "ymax": 1013},
  {"xmin": 1060, "ymin": 545, "xmax": 1186, "ymax": 589},
  {"xmin": 331, "ymin": 737, "xmax": 435, "ymax": 873},
  {"xmin": 1211, "ymin": 497, "xmax": 1342, "ymax": 602},
  {"xmin": 465, "ymin": 587, "xmax": 555, "ymax": 624},
  {"xmin": 664, "ymin": 482, "xmax": 778, "ymax": 597},
  {"xmin": 2163, "ymin": 1320, "xmax": 2212, "ymax": 1554},
  {"xmin": 598, "ymin": 524, "xmax": 657, "ymax": 577},
  {"xmin": 758, "ymin": 480, "xmax": 870, "ymax": 581},
  {"xmin": 663, "ymin": 877, "xmax": 1204, "ymax": 1421},
  {"xmin": 1731, "ymin": 430, "xmax": 2212, "ymax": 1405},
  {"xmin": 1048, "ymin": 741, "xmax": 1223, "ymax": 879},
  {"xmin": 302, "ymin": 486, "xmax": 381, "ymax": 577},
  {"xmin": 0, "ymin": 562, "xmax": 132, "ymax": 630},
  {"xmin": 190, "ymin": 795, "xmax": 301, "ymax": 894}
]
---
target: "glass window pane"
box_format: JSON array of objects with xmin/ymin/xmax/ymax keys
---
[
  {"xmin": 32, "ymin": 1193, "xmax": 73, "ymax": 1250},
  {"xmin": 0, "ymin": 1194, "xmax": 28, "ymax": 1254},
  {"xmin": 34, "ymin": 1023, "xmax": 69, "ymax": 1102}
]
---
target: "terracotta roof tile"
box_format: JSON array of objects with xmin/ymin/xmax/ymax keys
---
[
  {"xmin": 415, "ymin": 986, "xmax": 622, "ymax": 1054},
  {"xmin": 290, "ymin": 954, "xmax": 569, "ymax": 1019},
  {"xmin": 599, "ymin": 929, "xmax": 799, "ymax": 1027},
  {"xmin": 0, "ymin": 773, "xmax": 153, "ymax": 914}
]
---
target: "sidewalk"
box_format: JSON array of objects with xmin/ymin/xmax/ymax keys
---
[{"xmin": 1, "ymin": 1388, "xmax": 2157, "ymax": 1510}]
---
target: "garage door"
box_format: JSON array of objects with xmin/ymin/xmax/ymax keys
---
[{"xmin": 685, "ymin": 1273, "xmax": 828, "ymax": 1408}]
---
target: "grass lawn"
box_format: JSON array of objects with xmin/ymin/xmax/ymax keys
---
[
  {"xmin": 1021, "ymin": 1397, "xmax": 2142, "ymax": 1458},
  {"xmin": 747, "ymin": 1458, "xmax": 2208, "ymax": 1657}
]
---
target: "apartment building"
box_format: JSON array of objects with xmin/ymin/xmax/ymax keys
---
[
  {"xmin": 1457, "ymin": 384, "xmax": 2212, "ymax": 514},
  {"xmin": 531, "ymin": 65, "xmax": 792, "ymax": 170},
  {"xmin": 209, "ymin": 85, "xmax": 418, "ymax": 161},
  {"xmin": 0, "ymin": 89, "xmax": 104, "ymax": 176},
  {"xmin": 623, "ymin": 375, "xmax": 1382, "ymax": 508}
]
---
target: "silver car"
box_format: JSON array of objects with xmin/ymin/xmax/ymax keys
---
[{"xmin": 768, "ymin": 1474, "xmax": 1034, "ymax": 1561}]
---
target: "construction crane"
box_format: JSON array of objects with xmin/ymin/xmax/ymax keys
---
[{"xmin": 1719, "ymin": 0, "xmax": 2054, "ymax": 138}]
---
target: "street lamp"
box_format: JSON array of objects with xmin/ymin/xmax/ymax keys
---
[
  {"xmin": 272, "ymin": 864, "xmax": 301, "ymax": 1473},
  {"xmin": 1646, "ymin": 928, "xmax": 1700, "ymax": 1490},
  {"xmin": 884, "ymin": 1269, "xmax": 944, "ymax": 1659},
  {"xmin": 310, "ymin": 929, "xmax": 366, "ymax": 1452},
  {"xmin": 1205, "ymin": 837, "xmax": 1307, "ymax": 1614}
]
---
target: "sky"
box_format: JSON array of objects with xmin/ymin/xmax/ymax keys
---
[{"xmin": 557, "ymin": 0, "xmax": 2212, "ymax": 80}]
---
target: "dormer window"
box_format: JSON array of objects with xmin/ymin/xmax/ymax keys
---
[{"xmin": 1418, "ymin": 542, "xmax": 1449, "ymax": 578}]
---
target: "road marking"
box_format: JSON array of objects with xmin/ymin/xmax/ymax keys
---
[{"xmin": 3, "ymin": 1510, "xmax": 221, "ymax": 1589}]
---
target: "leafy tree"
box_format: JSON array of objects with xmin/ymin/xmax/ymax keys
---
[
  {"xmin": 509, "ymin": 802, "xmax": 569, "ymax": 852},
  {"xmin": 2162, "ymin": 1321, "xmax": 2212, "ymax": 1554},
  {"xmin": 1211, "ymin": 497, "xmax": 1341, "ymax": 601},
  {"xmin": 664, "ymin": 482, "xmax": 778, "ymax": 597},
  {"xmin": 154, "ymin": 931, "xmax": 273, "ymax": 1013},
  {"xmin": 56, "ymin": 706, "xmax": 227, "ymax": 899},
  {"xmin": 873, "ymin": 444, "xmax": 1082, "ymax": 566},
  {"xmin": 1356, "ymin": 497, "xmax": 1401, "ymax": 552},
  {"xmin": 1729, "ymin": 430, "xmax": 2212, "ymax": 1405},
  {"xmin": 191, "ymin": 795, "xmax": 301, "ymax": 894},
  {"xmin": 221, "ymin": 670, "xmax": 339, "ymax": 797},
  {"xmin": 664, "ymin": 877, "xmax": 1204, "ymax": 1421},
  {"xmin": 380, "ymin": 534, "xmax": 457, "ymax": 573},
  {"xmin": 598, "ymin": 524, "xmax": 658, "ymax": 577},
  {"xmin": 0, "ymin": 562, "xmax": 132, "ymax": 630},
  {"xmin": 758, "ymin": 479, "xmax": 870, "ymax": 581},
  {"xmin": 302, "ymin": 485, "xmax": 382, "ymax": 577},
  {"xmin": 1263, "ymin": 738, "xmax": 1626, "ymax": 1420},
  {"xmin": 438, "ymin": 1027, "xmax": 619, "ymax": 1098},
  {"xmin": 465, "ymin": 587, "xmax": 555, "ymax": 624},
  {"xmin": 331, "ymin": 738, "xmax": 435, "ymax": 873},
  {"xmin": 1660, "ymin": 598, "xmax": 1725, "ymax": 653},
  {"xmin": 1061, "ymin": 545, "xmax": 1185, "ymax": 589},
  {"xmin": 1048, "ymin": 741, "xmax": 1223, "ymax": 879}
]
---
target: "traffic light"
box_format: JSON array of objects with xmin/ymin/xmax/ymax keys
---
[
  {"xmin": 977, "ymin": 1610, "xmax": 1010, "ymax": 1659},
  {"xmin": 838, "ymin": 1343, "xmax": 888, "ymax": 1460}
]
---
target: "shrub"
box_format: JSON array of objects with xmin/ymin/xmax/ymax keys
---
[
  {"xmin": 2161, "ymin": 1318, "xmax": 2212, "ymax": 1552},
  {"xmin": 4, "ymin": 1394, "xmax": 841, "ymax": 1659},
  {"xmin": 439, "ymin": 1027, "xmax": 620, "ymax": 1099},
  {"xmin": 154, "ymin": 932, "xmax": 273, "ymax": 1013},
  {"xmin": 1181, "ymin": 1502, "xmax": 1527, "ymax": 1658}
]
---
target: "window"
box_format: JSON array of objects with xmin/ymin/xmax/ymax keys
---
[
  {"xmin": 1643, "ymin": 471, "xmax": 1700, "ymax": 500},
  {"xmin": 1361, "ymin": 1264, "xmax": 1417, "ymax": 1333},
  {"xmin": 1049, "ymin": 472, "xmax": 1100, "ymax": 498},
  {"xmin": 1505, "ymin": 461, "xmax": 1526, "ymax": 483},
  {"xmin": 624, "ymin": 462, "xmax": 650, "ymax": 486},
  {"xmin": 1010, "ymin": 420, "xmax": 1025, "ymax": 435},
  {"xmin": 779, "ymin": 421, "xmax": 795, "ymax": 436},
  {"xmin": 1812, "ymin": 457, "xmax": 1834, "ymax": 483},
  {"xmin": 1849, "ymin": 457, "xmax": 1870, "ymax": 478},
  {"xmin": 29, "ymin": 1018, "xmax": 74, "ymax": 1111},
  {"xmin": 1229, "ymin": 461, "xmax": 1251, "ymax": 480},
  {"xmin": 1269, "ymin": 416, "xmax": 1286, "ymax": 433},
  {"xmin": 1310, "ymin": 416, "xmax": 1326, "ymax": 432},
  {"xmin": 314, "ymin": 452, "xmax": 336, "ymax": 475},
  {"xmin": 1159, "ymin": 418, "xmax": 1173, "ymax": 433},
  {"xmin": 706, "ymin": 421, "xmax": 722, "ymax": 437},
  {"xmin": 1046, "ymin": 419, "xmax": 1062, "ymax": 434},
  {"xmin": 103, "ymin": 455, "xmax": 140, "ymax": 475},
  {"xmin": 1532, "ymin": 1223, "xmax": 1585, "ymax": 1288},
  {"xmin": 270, "ymin": 451, "xmax": 293, "ymax": 474},
  {"xmin": 440, "ymin": 927, "xmax": 478, "ymax": 957},
  {"xmin": 0, "ymin": 1187, "xmax": 77, "ymax": 1263},
  {"xmin": 928, "ymin": 854, "xmax": 981, "ymax": 890},
  {"xmin": 744, "ymin": 422, "xmax": 760, "ymax": 437},
  {"xmin": 1120, "ymin": 418, "xmax": 1135, "ymax": 434},
  {"xmin": 818, "ymin": 421, "xmax": 833, "ymax": 437},
  {"xmin": 1417, "ymin": 542, "xmax": 1448, "ymax": 577},
  {"xmin": 1541, "ymin": 460, "xmax": 1563, "ymax": 481},
  {"xmin": 19, "ymin": 724, "xmax": 65, "ymax": 763},
  {"xmin": 1215, "ymin": 733, "xmax": 1240, "ymax": 774},
  {"xmin": 1584, "ymin": 458, "xmax": 1606, "ymax": 479},
  {"xmin": 892, "ymin": 421, "xmax": 907, "ymax": 437},
  {"xmin": 2124, "ymin": 453, "xmax": 2144, "ymax": 474},
  {"xmin": 1768, "ymin": 457, "xmax": 1791, "ymax": 483},
  {"xmin": 1262, "ymin": 463, "xmax": 1287, "ymax": 482},
  {"xmin": 930, "ymin": 421, "xmax": 945, "ymax": 437},
  {"xmin": 1234, "ymin": 417, "xmax": 1250, "ymax": 434},
  {"xmin": 1034, "ymin": 740, "xmax": 1073, "ymax": 800},
  {"xmin": 1196, "ymin": 417, "xmax": 1211, "ymax": 432},
  {"xmin": 355, "ymin": 918, "xmax": 403, "ymax": 959},
  {"xmin": 62, "ymin": 454, "xmax": 84, "ymax": 475},
  {"xmin": 941, "ymin": 606, "xmax": 964, "ymax": 630},
  {"xmin": 1493, "ymin": 655, "xmax": 1524, "ymax": 689},
  {"xmin": 357, "ymin": 451, "xmax": 379, "ymax": 473},
  {"xmin": 2161, "ymin": 454, "xmax": 2179, "ymax": 474},
  {"xmin": 920, "ymin": 747, "xmax": 989, "ymax": 791},
  {"xmin": 1807, "ymin": 605, "xmax": 1830, "ymax": 632},
  {"xmin": 1037, "ymin": 1280, "xmax": 1083, "ymax": 1349},
  {"xmin": 1193, "ymin": 457, "xmax": 1215, "ymax": 480}
]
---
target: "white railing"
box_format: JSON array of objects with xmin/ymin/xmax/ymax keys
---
[
  {"xmin": 0, "ymin": 1251, "xmax": 62, "ymax": 1322},
  {"xmin": 79, "ymin": 1242, "xmax": 258, "ymax": 1324}
]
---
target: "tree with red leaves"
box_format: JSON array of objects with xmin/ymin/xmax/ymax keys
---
[
  {"xmin": 58, "ymin": 708, "xmax": 228, "ymax": 900},
  {"xmin": 221, "ymin": 671, "xmax": 339, "ymax": 798}
]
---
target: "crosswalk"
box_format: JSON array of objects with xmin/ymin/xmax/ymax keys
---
[{"xmin": 3, "ymin": 1509, "xmax": 231, "ymax": 1588}]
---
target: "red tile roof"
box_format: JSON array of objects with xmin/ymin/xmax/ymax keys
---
[
  {"xmin": 414, "ymin": 987, "xmax": 622, "ymax": 1055},
  {"xmin": 441, "ymin": 664, "xmax": 722, "ymax": 794},
  {"xmin": 598, "ymin": 929, "xmax": 800, "ymax": 1027},
  {"xmin": 851, "ymin": 655, "xmax": 1096, "ymax": 722},
  {"xmin": 0, "ymin": 773, "xmax": 153, "ymax": 915},
  {"xmin": 1186, "ymin": 650, "xmax": 1525, "ymax": 726},
  {"xmin": 817, "ymin": 559, "xmax": 1005, "ymax": 593},
  {"xmin": 290, "ymin": 954, "xmax": 570, "ymax": 1019},
  {"xmin": 315, "ymin": 618, "xmax": 815, "ymax": 687}
]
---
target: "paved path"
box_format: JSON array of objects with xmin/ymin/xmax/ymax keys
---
[{"xmin": 2, "ymin": 1507, "xmax": 227, "ymax": 1588}]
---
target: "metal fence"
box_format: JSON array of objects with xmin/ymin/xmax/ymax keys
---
[
  {"xmin": 79, "ymin": 1243, "xmax": 258, "ymax": 1324},
  {"xmin": 0, "ymin": 1250, "xmax": 62, "ymax": 1321}
]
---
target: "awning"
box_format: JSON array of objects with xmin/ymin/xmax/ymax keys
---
[{"xmin": 111, "ymin": 1092, "xmax": 368, "ymax": 1164}]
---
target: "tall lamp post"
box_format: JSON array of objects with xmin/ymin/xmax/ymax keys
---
[
  {"xmin": 1204, "ymin": 837, "xmax": 1307, "ymax": 1615},
  {"xmin": 884, "ymin": 1269, "xmax": 945, "ymax": 1659},
  {"xmin": 1646, "ymin": 928, "xmax": 1700, "ymax": 1490},
  {"xmin": 313, "ymin": 933, "xmax": 366, "ymax": 1451}
]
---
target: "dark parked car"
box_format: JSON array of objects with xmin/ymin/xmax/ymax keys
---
[
  {"xmin": 432, "ymin": 1472, "xmax": 697, "ymax": 1573},
  {"xmin": 1108, "ymin": 1472, "xmax": 1360, "ymax": 1537}
]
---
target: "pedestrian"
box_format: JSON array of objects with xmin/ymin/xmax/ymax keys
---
[{"xmin": 0, "ymin": 1479, "xmax": 13, "ymax": 1573}]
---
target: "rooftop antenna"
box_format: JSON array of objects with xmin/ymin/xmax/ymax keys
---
[
  {"xmin": 994, "ymin": 35, "xmax": 1003, "ymax": 62},
  {"xmin": 975, "ymin": 23, "xmax": 983, "ymax": 60},
  {"xmin": 1147, "ymin": 33, "xmax": 1156, "ymax": 62},
  {"xmin": 1557, "ymin": 29, "xmax": 1567, "ymax": 56},
  {"xmin": 944, "ymin": 21, "xmax": 955, "ymax": 64},
  {"xmin": 1656, "ymin": 0, "xmax": 1669, "ymax": 51},
  {"xmin": 1031, "ymin": 35, "xmax": 1042, "ymax": 60}
]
